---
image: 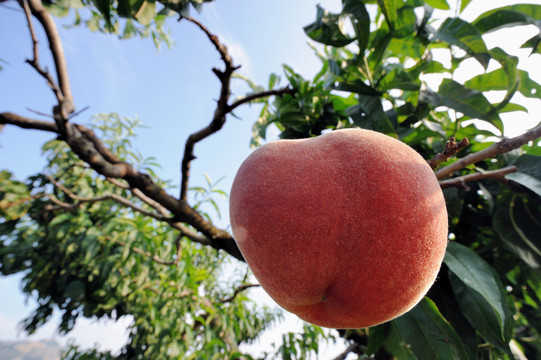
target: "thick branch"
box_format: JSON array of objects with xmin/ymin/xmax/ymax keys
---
[
  {"xmin": 4, "ymin": 10, "xmax": 248, "ymax": 262},
  {"xmin": 436, "ymin": 123, "xmax": 541, "ymax": 179},
  {"xmin": 439, "ymin": 166, "xmax": 517, "ymax": 189},
  {"xmin": 67, "ymin": 124, "xmax": 243, "ymax": 259},
  {"xmin": 1, "ymin": 111, "xmax": 243, "ymax": 260},
  {"xmin": 428, "ymin": 136, "xmax": 470, "ymax": 170}
]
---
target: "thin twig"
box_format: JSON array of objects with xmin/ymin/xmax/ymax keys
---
[
  {"xmin": 45, "ymin": 173, "xmax": 171, "ymax": 222},
  {"xmin": 220, "ymin": 284, "xmax": 260, "ymax": 303},
  {"xmin": 436, "ymin": 123, "xmax": 541, "ymax": 179},
  {"xmin": 227, "ymin": 86, "xmax": 295, "ymax": 113},
  {"xmin": 177, "ymin": 18, "xmax": 295, "ymax": 202},
  {"xmin": 69, "ymin": 105, "xmax": 90, "ymax": 120},
  {"xmin": 26, "ymin": 107, "xmax": 54, "ymax": 118},
  {"xmin": 439, "ymin": 166, "xmax": 517, "ymax": 189},
  {"xmin": 114, "ymin": 238, "xmax": 177, "ymax": 266},
  {"xmin": 105, "ymin": 177, "xmax": 212, "ymax": 246},
  {"xmin": 428, "ymin": 136, "xmax": 470, "ymax": 170},
  {"xmin": 332, "ymin": 343, "xmax": 364, "ymax": 360}
]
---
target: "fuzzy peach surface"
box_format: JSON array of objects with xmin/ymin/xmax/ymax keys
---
[{"xmin": 229, "ymin": 128, "xmax": 448, "ymax": 329}]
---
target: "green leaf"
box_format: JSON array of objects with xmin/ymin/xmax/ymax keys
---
[
  {"xmin": 423, "ymin": 79, "xmax": 502, "ymax": 132},
  {"xmin": 379, "ymin": 66, "xmax": 420, "ymax": 91},
  {"xmin": 518, "ymin": 70, "xmax": 541, "ymax": 100},
  {"xmin": 425, "ymin": 0, "xmax": 450, "ymax": 10},
  {"xmin": 384, "ymin": 322, "xmax": 416, "ymax": 359},
  {"xmin": 64, "ymin": 281, "xmax": 86, "ymax": 300},
  {"xmin": 460, "ymin": 0, "xmax": 473, "ymax": 13},
  {"xmin": 346, "ymin": 95, "xmax": 397, "ymax": 136},
  {"xmin": 90, "ymin": 0, "xmax": 113, "ymax": 30},
  {"xmin": 521, "ymin": 33, "xmax": 541, "ymax": 55},
  {"xmin": 135, "ymin": 1, "xmax": 156, "ymax": 26},
  {"xmin": 465, "ymin": 68, "xmax": 511, "ymax": 92},
  {"xmin": 498, "ymin": 102, "xmax": 528, "ymax": 114},
  {"xmin": 393, "ymin": 298, "xmax": 472, "ymax": 360},
  {"xmin": 304, "ymin": 5, "xmax": 354, "ymax": 47},
  {"xmin": 333, "ymin": 79, "xmax": 382, "ymax": 96},
  {"xmin": 366, "ymin": 324, "xmax": 388, "ymax": 355},
  {"xmin": 494, "ymin": 193, "xmax": 541, "ymax": 268},
  {"xmin": 342, "ymin": 0, "xmax": 371, "ymax": 54},
  {"xmin": 444, "ymin": 242, "xmax": 513, "ymax": 351},
  {"xmin": 433, "ymin": 17, "xmax": 490, "ymax": 69},
  {"xmin": 506, "ymin": 155, "xmax": 541, "ymax": 197},
  {"xmin": 268, "ymin": 73, "xmax": 279, "ymax": 90},
  {"xmin": 378, "ymin": 0, "xmax": 398, "ymax": 30},
  {"xmin": 472, "ymin": 4, "xmax": 541, "ymax": 34},
  {"xmin": 394, "ymin": 6, "xmax": 417, "ymax": 38}
]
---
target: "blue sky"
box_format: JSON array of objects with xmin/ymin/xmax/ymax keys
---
[{"xmin": 1, "ymin": 0, "xmax": 541, "ymax": 356}]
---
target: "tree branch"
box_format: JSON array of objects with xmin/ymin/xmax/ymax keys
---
[
  {"xmin": 436, "ymin": 123, "xmax": 541, "ymax": 179},
  {"xmin": 19, "ymin": 0, "xmax": 64, "ymax": 107},
  {"xmin": 106, "ymin": 177, "xmax": 213, "ymax": 246},
  {"xmin": 428, "ymin": 136, "xmax": 470, "ymax": 170},
  {"xmin": 179, "ymin": 16, "xmax": 239, "ymax": 202},
  {"xmin": 220, "ymin": 284, "xmax": 260, "ymax": 303},
  {"xmin": 0, "ymin": 112, "xmax": 58, "ymax": 132},
  {"xmin": 113, "ymin": 238, "xmax": 177, "ymax": 266},
  {"xmin": 45, "ymin": 173, "xmax": 172, "ymax": 222},
  {"xmin": 227, "ymin": 86, "xmax": 295, "ymax": 113},
  {"xmin": 4, "ymin": 10, "xmax": 248, "ymax": 262},
  {"xmin": 332, "ymin": 343, "xmax": 364, "ymax": 360},
  {"xmin": 439, "ymin": 166, "xmax": 517, "ymax": 189},
  {"xmin": 23, "ymin": 0, "xmax": 74, "ymax": 122}
]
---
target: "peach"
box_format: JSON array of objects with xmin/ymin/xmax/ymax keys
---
[{"xmin": 229, "ymin": 128, "xmax": 448, "ymax": 329}]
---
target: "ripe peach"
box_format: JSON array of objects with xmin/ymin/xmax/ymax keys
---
[{"xmin": 229, "ymin": 128, "xmax": 448, "ymax": 329}]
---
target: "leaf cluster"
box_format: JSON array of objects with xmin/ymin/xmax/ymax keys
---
[
  {"xmin": 41, "ymin": 0, "xmax": 215, "ymax": 48},
  {"xmin": 0, "ymin": 114, "xmax": 278, "ymax": 359},
  {"xmin": 242, "ymin": 0, "xmax": 541, "ymax": 358}
]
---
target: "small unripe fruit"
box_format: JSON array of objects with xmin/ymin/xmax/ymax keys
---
[{"xmin": 229, "ymin": 128, "xmax": 448, "ymax": 329}]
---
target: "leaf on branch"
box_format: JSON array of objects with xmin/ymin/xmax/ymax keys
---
[
  {"xmin": 444, "ymin": 242, "xmax": 514, "ymax": 352},
  {"xmin": 304, "ymin": 5, "xmax": 354, "ymax": 47},
  {"xmin": 421, "ymin": 79, "xmax": 503, "ymax": 132},
  {"xmin": 506, "ymin": 155, "xmax": 541, "ymax": 197},
  {"xmin": 494, "ymin": 192, "xmax": 541, "ymax": 269},
  {"xmin": 425, "ymin": 0, "xmax": 450, "ymax": 11},
  {"xmin": 433, "ymin": 17, "xmax": 490, "ymax": 69},
  {"xmin": 342, "ymin": 0, "xmax": 370, "ymax": 55},
  {"xmin": 393, "ymin": 297, "xmax": 473, "ymax": 360},
  {"xmin": 472, "ymin": 4, "xmax": 541, "ymax": 34},
  {"xmin": 346, "ymin": 96, "xmax": 397, "ymax": 136}
]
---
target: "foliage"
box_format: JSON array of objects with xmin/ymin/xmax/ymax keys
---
[
  {"xmin": 247, "ymin": 0, "xmax": 541, "ymax": 358},
  {"xmin": 2, "ymin": 0, "xmax": 541, "ymax": 359},
  {"xmin": 42, "ymin": 0, "xmax": 215, "ymax": 48},
  {"xmin": 0, "ymin": 114, "xmax": 278, "ymax": 359}
]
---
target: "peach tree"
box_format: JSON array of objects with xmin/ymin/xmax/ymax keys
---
[{"xmin": 1, "ymin": 0, "xmax": 541, "ymax": 359}]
